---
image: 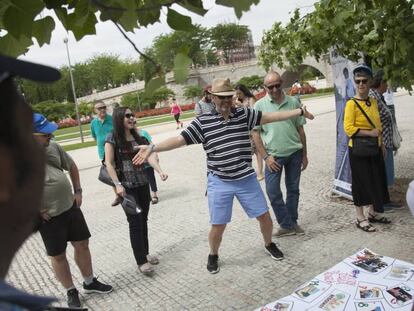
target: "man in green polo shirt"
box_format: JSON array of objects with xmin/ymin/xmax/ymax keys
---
[
  {"xmin": 252, "ymin": 71, "xmax": 308, "ymax": 237},
  {"xmin": 90, "ymin": 101, "xmax": 120, "ymax": 206}
]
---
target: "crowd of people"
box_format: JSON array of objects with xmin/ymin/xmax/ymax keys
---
[{"xmin": 1, "ymin": 52, "xmax": 412, "ymax": 311}]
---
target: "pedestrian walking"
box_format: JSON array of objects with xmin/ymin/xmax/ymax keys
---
[
  {"xmin": 133, "ymin": 78, "xmax": 314, "ymax": 274},
  {"xmin": 252, "ymin": 71, "xmax": 309, "ymax": 237},
  {"xmin": 104, "ymin": 107, "xmax": 167, "ymax": 275},
  {"xmin": 33, "ymin": 113, "xmax": 113, "ymax": 308},
  {"xmin": 170, "ymin": 97, "xmax": 183, "ymax": 129}
]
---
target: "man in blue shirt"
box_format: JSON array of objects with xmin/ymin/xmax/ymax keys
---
[{"xmin": 90, "ymin": 101, "xmax": 121, "ymax": 206}]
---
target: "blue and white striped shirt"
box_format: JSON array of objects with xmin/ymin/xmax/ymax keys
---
[{"xmin": 181, "ymin": 107, "xmax": 262, "ymax": 180}]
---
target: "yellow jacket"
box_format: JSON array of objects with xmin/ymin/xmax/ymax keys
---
[{"xmin": 343, "ymin": 97, "xmax": 382, "ymax": 147}]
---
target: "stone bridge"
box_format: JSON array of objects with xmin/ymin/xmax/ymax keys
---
[{"xmin": 77, "ymin": 56, "xmax": 333, "ymax": 108}]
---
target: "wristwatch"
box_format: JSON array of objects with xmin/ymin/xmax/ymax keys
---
[
  {"xmin": 74, "ymin": 187, "xmax": 82, "ymax": 194},
  {"xmin": 114, "ymin": 181, "xmax": 122, "ymax": 186},
  {"xmin": 299, "ymin": 107, "xmax": 304, "ymax": 116},
  {"xmin": 263, "ymin": 154, "xmax": 270, "ymax": 161}
]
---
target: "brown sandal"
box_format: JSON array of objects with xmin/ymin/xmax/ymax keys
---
[
  {"xmin": 356, "ymin": 218, "xmax": 376, "ymax": 232},
  {"xmin": 368, "ymin": 213, "xmax": 391, "ymax": 224}
]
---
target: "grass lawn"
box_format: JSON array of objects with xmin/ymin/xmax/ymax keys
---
[{"xmin": 63, "ymin": 141, "xmax": 96, "ymax": 152}]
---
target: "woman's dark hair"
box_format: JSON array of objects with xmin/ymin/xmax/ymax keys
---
[
  {"xmin": 235, "ymin": 84, "xmax": 254, "ymax": 98},
  {"xmin": 112, "ymin": 107, "xmax": 146, "ymax": 148}
]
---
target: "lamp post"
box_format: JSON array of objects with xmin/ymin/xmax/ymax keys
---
[
  {"xmin": 64, "ymin": 37, "xmax": 84, "ymax": 143},
  {"xmin": 131, "ymin": 73, "xmax": 141, "ymax": 112}
]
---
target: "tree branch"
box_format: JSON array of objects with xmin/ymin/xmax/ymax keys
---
[{"xmin": 112, "ymin": 22, "xmax": 159, "ymax": 69}]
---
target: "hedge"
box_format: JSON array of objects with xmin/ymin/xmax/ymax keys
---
[{"xmin": 135, "ymin": 103, "xmax": 195, "ymax": 118}]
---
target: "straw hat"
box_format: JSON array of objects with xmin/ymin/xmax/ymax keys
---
[{"xmin": 209, "ymin": 78, "xmax": 235, "ymax": 96}]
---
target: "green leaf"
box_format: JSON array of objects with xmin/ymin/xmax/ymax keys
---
[
  {"xmin": 406, "ymin": 22, "xmax": 414, "ymax": 33},
  {"xmin": 118, "ymin": 9, "xmax": 138, "ymax": 31},
  {"xmin": 178, "ymin": 0, "xmax": 208, "ymax": 16},
  {"xmin": 173, "ymin": 52, "xmax": 192, "ymax": 83},
  {"xmin": 66, "ymin": 12, "xmax": 97, "ymax": 41},
  {"xmin": 215, "ymin": 0, "xmax": 259, "ymax": 19},
  {"xmin": 167, "ymin": 8, "xmax": 193, "ymax": 31},
  {"xmin": 137, "ymin": 8, "xmax": 160, "ymax": 27},
  {"xmin": 32, "ymin": 16, "xmax": 55, "ymax": 46},
  {"xmin": 0, "ymin": 33, "xmax": 32, "ymax": 57},
  {"xmin": 144, "ymin": 77, "xmax": 165, "ymax": 97},
  {"xmin": 43, "ymin": 0, "xmax": 62, "ymax": 9}
]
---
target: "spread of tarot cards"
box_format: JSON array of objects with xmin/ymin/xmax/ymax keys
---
[{"xmin": 256, "ymin": 249, "xmax": 414, "ymax": 311}]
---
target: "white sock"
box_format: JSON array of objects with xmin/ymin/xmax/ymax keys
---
[{"xmin": 83, "ymin": 275, "xmax": 94, "ymax": 285}]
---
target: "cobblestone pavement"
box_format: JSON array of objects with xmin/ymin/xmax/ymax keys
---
[{"xmin": 7, "ymin": 93, "xmax": 414, "ymax": 310}]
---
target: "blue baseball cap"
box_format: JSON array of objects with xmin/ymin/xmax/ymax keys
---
[
  {"xmin": 33, "ymin": 113, "xmax": 58, "ymax": 134},
  {"xmin": 353, "ymin": 64, "xmax": 372, "ymax": 77}
]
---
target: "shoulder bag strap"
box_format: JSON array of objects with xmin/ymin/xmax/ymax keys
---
[{"xmin": 352, "ymin": 98, "xmax": 376, "ymax": 129}]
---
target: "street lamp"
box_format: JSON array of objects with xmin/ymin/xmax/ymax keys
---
[{"xmin": 64, "ymin": 37, "xmax": 84, "ymax": 143}]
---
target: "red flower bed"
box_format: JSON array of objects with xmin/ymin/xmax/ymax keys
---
[{"xmin": 135, "ymin": 103, "xmax": 195, "ymax": 118}]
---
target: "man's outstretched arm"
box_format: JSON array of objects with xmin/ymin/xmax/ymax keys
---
[
  {"xmin": 132, "ymin": 135, "xmax": 187, "ymax": 165},
  {"xmin": 260, "ymin": 106, "xmax": 314, "ymax": 125}
]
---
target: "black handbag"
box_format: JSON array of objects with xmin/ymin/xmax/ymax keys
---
[
  {"xmin": 98, "ymin": 161, "xmax": 115, "ymax": 186},
  {"xmin": 352, "ymin": 99, "xmax": 379, "ymax": 157}
]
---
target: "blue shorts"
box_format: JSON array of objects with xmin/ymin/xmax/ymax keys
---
[{"xmin": 207, "ymin": 173, "xmax": 269, "ymax": 225}]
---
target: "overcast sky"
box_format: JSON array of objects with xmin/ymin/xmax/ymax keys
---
[{"xmin": 21, "ymin": 0, "xmax": 317, "ymax": 68}]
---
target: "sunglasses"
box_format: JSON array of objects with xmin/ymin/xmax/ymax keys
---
[
  {"xmin": 265, "ymin": 83, "xmax": 282, "ymax": 90},
  {"xmin": 33, "ymin": 133, "xmax": 53, "ymax": 138},
  {"xmin": 216, "ymin": 95, "xmax": 233, "ymax": 100},
  {"xmin": 354, "ymin": 79, "xmax": 368, "ymax": 85},
  {"xmin": 125, "ymin": 113, "xmax": 134, "ymax": 119},
  {"xmin": 97, "ymin": 106, "xmax": 107, "ymax": 110}
]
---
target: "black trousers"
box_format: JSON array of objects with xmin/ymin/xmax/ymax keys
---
[
  {"xmin": 144, "ymin": 166, "xmax": 157, "ymax": 192},
  {"xmin": 125, "ymin": 184, "xmax": 151, "ymax": 265}
]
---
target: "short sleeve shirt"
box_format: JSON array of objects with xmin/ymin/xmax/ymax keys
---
[
  {"xmin": 181, "ymin": 107, "xmax": 262, "ymax": 180},
  {"xmin": 105, "ymin": 133, "xmax": 148, "ymax": 188},
  {"xmin": 90, "ymin": 114, "xmax": 113, "ymax": 159},
  {"xmin": 43, "ymin": 142, "xmax": 75, "ymax": 217},
  {"xmin": 254, "ymin": 94, "xmax": 305, "ymax": 157}
]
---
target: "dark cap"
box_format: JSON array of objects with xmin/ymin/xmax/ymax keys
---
[
  {"xmin": 0, "ymin": 53, "xmax": 61, "ymax": 83},
  {"xmin": 121, "ymin": 194, "xmax": 142, "ymax": 215},
  {"xmin": 353, "ymin": 64, "xmax": 372, "ymax": 77}
]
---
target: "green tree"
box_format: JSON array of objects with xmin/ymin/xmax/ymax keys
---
[
  {"xmin": 78, "ymin": 102, "xmax": 94, "ymax": 117},
  {"xmin": 209, "ymin": 23, "xmax": 249, "ymax": 62},
  {"xmin": 32, "ymin": 101, "xmax": 74, "ymax": 122},
  {"xmin": 183, "ymin": 85, "xmax": 203, "ymax": 101},
  {"xmin": 121, "ymin": 87, "xmax": 175, "ymax": 111},
  {"xmin": 0, "ymin": 0, "xmax": 259, "ymax": 90},
  {"xmin": 236, "ymin": 75, "xmax": 263, "ymax": 91},
  {"xmin": 258, "ymin": 0, "xmax": 414, "ymax": 89}
]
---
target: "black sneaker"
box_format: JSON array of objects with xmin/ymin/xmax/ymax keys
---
[
  {"xmin": 265, "ymin": 242, "xmax": 284, "ymax": 261},
  {"xmin": 207, "ymin": 254, "xmax": 220, "ymax": 274},
  {"xmin": 67, "ymin": 288, "xmax": 81, "ymax": 308},
  {"xmin": 83, "ymin": 277, "xmax": 113, "ymax": 294}
]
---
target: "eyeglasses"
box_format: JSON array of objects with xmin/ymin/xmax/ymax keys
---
[
  {"xmin": 216, "ymin": 95, "xmax": 233, "ymax": 100},
  {"xmin": 33, "ymin": 133, "xmax": 53, "ymax": 138},
  {"xmin": 125, "ymin": 113, "xmax": 134, "ymax": 119},
  {"xmin": 97, "ymin": 106, "xmax": 107, "ymax": 110},
  {"xmin": 265, "ymin": 83, "xmax": 282, "ymax": 90},
  {"xmin": 354, "ymin": 79, "xmax": 368, "ymax": 85}
]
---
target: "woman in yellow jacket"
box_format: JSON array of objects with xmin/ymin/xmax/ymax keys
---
[{"xmin": 343, "ymin": 64, "xmax": 391, "ymax": 232}]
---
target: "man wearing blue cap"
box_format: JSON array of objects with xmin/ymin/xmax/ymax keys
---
[{"xmin": 33, "ymin": 113, "xmax": 112, "ymax": 308}]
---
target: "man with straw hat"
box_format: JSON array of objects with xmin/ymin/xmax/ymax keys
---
[{"xmin": 133, "ymin": 78, "xmax": 315, "ymax": 274}]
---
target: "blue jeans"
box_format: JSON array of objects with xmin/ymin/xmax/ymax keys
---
[{"xmin": 265, "ymin": 149, "xmax": 303, "ymax": 230}]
